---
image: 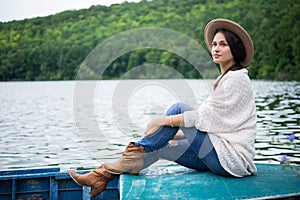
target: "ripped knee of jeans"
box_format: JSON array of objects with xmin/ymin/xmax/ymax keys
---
[{"xmin": 167, "ymin": 139, "xmax": 178, "ymax": 147}]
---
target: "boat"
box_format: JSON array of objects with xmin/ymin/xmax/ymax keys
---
[{"xmin": 0, "ymin": 163, "xmax": 299, "ymax": 200}]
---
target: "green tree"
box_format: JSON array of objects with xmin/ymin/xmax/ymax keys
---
[{"xmin": 0, "ymin": 0, "xmax": 299, "ymax": 81}]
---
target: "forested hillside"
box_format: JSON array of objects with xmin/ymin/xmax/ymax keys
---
[{"xmin": 0, "ymin": 0, "xmax": 299, "ymax": 81}]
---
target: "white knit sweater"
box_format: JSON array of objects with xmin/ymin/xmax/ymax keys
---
[{"xmin": 183, "ymin": 69, "xmax": 257, "ymax": 177}]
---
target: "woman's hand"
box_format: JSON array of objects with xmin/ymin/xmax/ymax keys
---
[
  {"xmin": 173, "ymin": 130, "xmax": 185, "ymax": 139},
  {"xmin": 144, "ymin": 117, "xmax": 166, "ymax": 137}
]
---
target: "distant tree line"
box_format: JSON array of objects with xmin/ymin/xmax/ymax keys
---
[{"xmin": 0, "ymin": 0, "xmax": 299, "ymax": 81}]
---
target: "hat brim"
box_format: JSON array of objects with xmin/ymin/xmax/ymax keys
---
[{"xmin": 204, "ymin": 19, "xmax": 254, "ymax": 66}]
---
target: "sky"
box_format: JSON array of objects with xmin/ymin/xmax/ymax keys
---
[{"xmin": 0, "ymin": 0, "xmax": 141, "ymax": 22}]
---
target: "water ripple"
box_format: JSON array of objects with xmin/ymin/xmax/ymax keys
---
[{"xmin": 0, "ymin": 80, "xmax": 299, "ymax": 170}]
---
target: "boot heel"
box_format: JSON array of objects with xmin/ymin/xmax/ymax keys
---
[{"xmin": 89, "ymin": 187, "xmax": 102, "ymax": 197}]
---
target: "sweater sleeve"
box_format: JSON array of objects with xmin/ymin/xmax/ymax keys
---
[{"xmin": 183, "ymin": 69, "xmax": 253, "ymax": 133}]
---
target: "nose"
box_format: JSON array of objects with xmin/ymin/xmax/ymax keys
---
[{"xmin": 212, "ymin": 45, "xmax": 220, "ymax": 53}]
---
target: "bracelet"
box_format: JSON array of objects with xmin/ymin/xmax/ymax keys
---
[{"xmin": 169, "ymin": 116, "xmax": 174, "ymax": 127}]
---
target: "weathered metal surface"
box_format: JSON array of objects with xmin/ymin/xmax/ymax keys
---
[{"xmin": 1, "ymin": 164, "xmax": 299, "ymax": 200}]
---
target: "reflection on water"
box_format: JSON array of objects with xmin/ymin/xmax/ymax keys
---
[
  {"xmin": 253, "ymin": 81, "xmax": 300, "ymax": 164},
  {"xmin": 0, "ymin": 80, "xmax": 299, "ymax": 170}
]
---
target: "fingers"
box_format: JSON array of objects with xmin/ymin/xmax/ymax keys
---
[
  {"xmin": 144, "ymin": 117, "xmax": 165, "ymax": 137},
  {"xmin": 144, "ymin": 127, "xmax": 157, "ymax": 137}
]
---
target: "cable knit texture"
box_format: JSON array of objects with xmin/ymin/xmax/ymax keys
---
[{"xmin": 184, "ymin": 69, "xmax": 257, "ymax": 177}]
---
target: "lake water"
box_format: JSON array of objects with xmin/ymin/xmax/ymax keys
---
[{"xmin": 0, "ymin": 80, "xmax": 299, "ymax": 171}]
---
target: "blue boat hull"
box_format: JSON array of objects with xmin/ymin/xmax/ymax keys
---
[
  {"xmin": 0, "ymin": 164, "xmax": 299, "ymax": 200},
  {"xmin": 0, "ymin": 168, "xmax": 119, "ymax": 200}
]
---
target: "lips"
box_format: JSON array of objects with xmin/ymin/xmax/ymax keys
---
[{"xmin": 213, "ymin": 54, "xmax": 221, "ymax": 59}]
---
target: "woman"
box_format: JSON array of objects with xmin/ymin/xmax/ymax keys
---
[{"xmin": 69, "ymin": 18, "xmax": 257, "ymax": 196}]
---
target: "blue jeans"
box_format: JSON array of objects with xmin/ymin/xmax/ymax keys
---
[{"xmin": 135, "ymin": 103, "xmax": 230, "ymax": 176}]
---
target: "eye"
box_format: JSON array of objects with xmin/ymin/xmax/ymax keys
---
[
  {"xmin": 212, "ymin": 42, "xmax": 217, "ymax": 46},
  {"xmin": 220, "ymin": 42, "xmax": 228, "ymax": 46}
]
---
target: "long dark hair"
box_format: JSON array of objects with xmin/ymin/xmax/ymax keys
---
[{"xmin": 213, "ymin": 28, "xmax": 246, "ymax": 89}]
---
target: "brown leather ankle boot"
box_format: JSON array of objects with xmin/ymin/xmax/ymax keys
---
[
  {"xmin": 69, "ymin": 142, "xmax": 145, "ymax": 196},
  {"xmin": 69, "ymin": 165, "xmax": 114, "ymax": 197},
  {"xmin": 103, "ymin": 142, "xmax": 146, "ymax": 175}
]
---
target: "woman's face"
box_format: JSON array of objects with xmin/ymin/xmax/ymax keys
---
[{"xmin": 211, "ymin": 32, "xmax": 234, "ymax": 68}]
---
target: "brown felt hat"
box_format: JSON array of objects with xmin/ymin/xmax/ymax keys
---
[{"xmin": 204, "ymin": 18, "xmax": 254, "ymax": 66}]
